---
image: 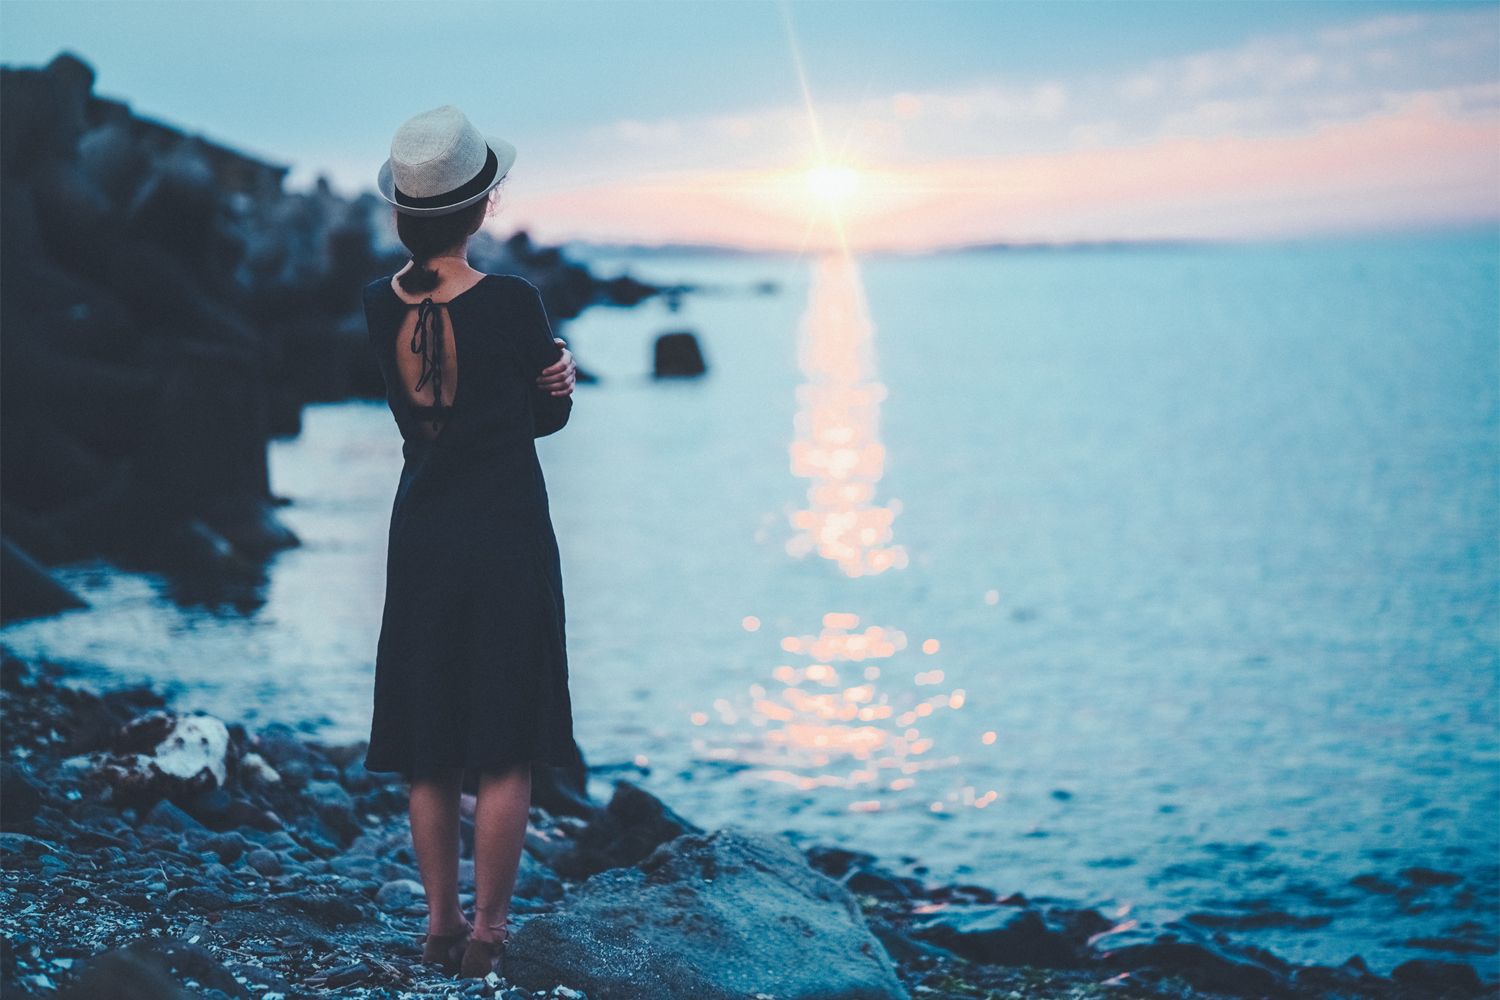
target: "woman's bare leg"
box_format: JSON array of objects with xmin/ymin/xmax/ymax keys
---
[
  {"xmin": 470, "ymin": 762, "xmax": 531, "ymax": 943},
  {"xmin": 408, "ymin": 768, "xmax": 471, "ymax": 937}
]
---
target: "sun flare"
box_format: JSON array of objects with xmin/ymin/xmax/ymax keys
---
[{"xmin": 805, "ymin": 164, "xmax": 862, "ymax": 208}]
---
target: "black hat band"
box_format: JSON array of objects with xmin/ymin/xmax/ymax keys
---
[{"xmin": 393, "ymin": 145, "xmax": 499, "ymax": 209}]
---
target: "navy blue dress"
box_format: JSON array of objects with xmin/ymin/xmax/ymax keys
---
[{"xmin": 360, "ymin": 272, "xmax": 582, "ymax": 780}]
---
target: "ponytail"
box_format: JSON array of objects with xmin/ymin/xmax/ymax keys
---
[
  {"xmin": 398, "ymin": 253, "xmax": 442, "ymax": 294},
  {"xmin": 393, "ymin": 193, "xmax": 494, "ymax": 294}
]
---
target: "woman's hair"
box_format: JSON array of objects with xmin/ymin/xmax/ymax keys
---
[{"xmin": 394, "ymin": 184, "xmax": 502, "ymax": 293}]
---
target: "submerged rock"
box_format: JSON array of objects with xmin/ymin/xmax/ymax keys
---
[
  {"xmin": 652, "ymin": 330, "xmax": 707, "ymax": 377},
  {"xmin": 506, "ymin": 826, "xmax": 909, "ymax": 1000}
]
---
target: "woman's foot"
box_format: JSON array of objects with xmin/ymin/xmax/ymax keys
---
[
  {"xmin": 420, "ymin": 912, "xmax": 473, "ymax": 970},
  {"xmin": 458, "ymin": 925, "xmax": 509, "ymax": 979}
]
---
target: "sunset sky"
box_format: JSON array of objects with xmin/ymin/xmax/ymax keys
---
[{"xmin": 3, "ymin": 0, "xmax": 1497, "ymax": 251}]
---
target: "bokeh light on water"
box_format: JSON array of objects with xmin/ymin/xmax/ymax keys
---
[
  {"xmin": 786, "ymin": 254, "xmax": 908, "ymax": 578},
  {"xmin": 690, "ymin": 609, "xmax": 990, "ymax": 815}
]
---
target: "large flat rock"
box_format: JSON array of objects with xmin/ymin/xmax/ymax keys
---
[{"xmin": 506, "ymin": 825, "xmax": 910, "ymax": 1000}]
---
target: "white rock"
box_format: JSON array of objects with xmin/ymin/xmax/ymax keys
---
[{"xmin": 153, "ymin": 714, "xmax": 230, "ymax": 787}]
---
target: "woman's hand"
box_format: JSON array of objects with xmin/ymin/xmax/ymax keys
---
[{"xmin": 536, "ymin": 338, "xmax": 577, "ymax": 397}]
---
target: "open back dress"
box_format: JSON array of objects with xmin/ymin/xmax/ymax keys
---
[{"xmin": 360, "ymin": 271, "xmax": 582, "ymax": 781}]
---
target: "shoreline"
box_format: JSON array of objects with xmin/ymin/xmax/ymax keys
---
[{"xmin": 1, "ymin": 647, "xmax": 1493, "ymax": 1000}]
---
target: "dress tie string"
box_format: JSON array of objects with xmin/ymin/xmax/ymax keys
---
[{"xmin": 408, "ymin": 297, "xmax": 450, "ymax": 420}]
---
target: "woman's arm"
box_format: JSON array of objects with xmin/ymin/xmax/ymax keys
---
[
  {"xmin": 533, "ymin": 340, "xmax": 575, "ymax": 437},
  {"xmin": 513, "ymin": 278, "xmax": 575, "ymax": 438}
]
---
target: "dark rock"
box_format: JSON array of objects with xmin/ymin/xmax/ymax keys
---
[
  {"xmin": 846, "ymin": 866, "xmax": 924, "ymax": 902},
  {"xmin": 245, "ymin": 848, "xmax": 282, "ymax": 877},
  {"xmin": 0, "ymin": 536, "xmax": 89, "ymax": 623},
  {"xmin": 143, "ymin": 798, "xmax": 208, "ymax": 835},
  {"xmin": 250, "ymin": 721, "xmax": 327, "ymax": 777},
  {"xmin": 529, "ymin": 746, "xmax": 594, "ymax": 820},
  {"xmin": 58, "ymin": 935, "xmax": 247, "ymax": 999},
  {"xmin": 871, "ymin": 923, "xmax": 958, "ymax": 965},
  {"xmin": 113, "ymin": 709, "xmax": 178, "ymax": 754},
  {"xmin": 266, "ymin": 887, "xmax": 369, "ymax": 926},
  {"xmin": 926, "ymin": 882, "xmax": 1005, "ymax": 905},
  {"xmin": 506, "ymin": 826, "xmax": 909, "ymax": 1000},
  {"xmin": 804, "ymin": 843, "xmax": 880, "ymax": 879},
  {"xmin": 1043, "ymin": 904, "xmax": 1115, "ymax": 946},
  {"xmin": 550, "ymin": 779, "xmax": 701, "ymax": 880},
  {"xmin": 1290, "ymin": 955, "xmax": 1384, "ymax": 993},
  {"xmin": 374, "ymin": 877, "xmax": 425, "ymax": 912},
  {"xmin": 0, "ymin": 831, "xmax": 61, "ymax": 858},
  {"xmin": 55, "ymin": 943, "xmax": 199, "ymax": 1000},
  {"xmin": 221, "ymin": 798, "xmax": 282, "ymax": 833},
  {"xmin": 353, "ymin": 784, "xmax": 407, "ymax": 816},
  {"xmin": 599, "ymin": 273, "xmax": 659, "ymax": 306},
  {"xmin": 303, "ymin": 778, "xmax": 360, "ymax": 845},
  {"xmin": 909, "ymin": 904, "xmax": 1081, "ymax": 968},
  {"xmin": 0, "ymin": 760, "xmax": 47, "ymax": 828},
  {"xmin": 338, "ymin": 752, "xmax": 385, "ymax": 795},
  {"xmin": 803, "ymin": 842, "xmax": 924, "ymax": 901},
  {"xmin": 1400, "ymin": 866, "xmax": 1464, "ymax": 888},
  {"xmin": 1391, "ymin": 958, "xmax": 1485, "ymax": 995},
  {"xmin": 653, "ymin": 330, "xmax": 707, "ymax": 377},
  {"xmin": 1098, "ymin": 938, "xmax": 1286, "ymax": 996},
  {"xmin": 93, "ymin": 845, "xmax": 129, "ymax": 868},
  {"xmin": 1351, "ymin": 872, "xmax": 1401, "ymax": 894},
  {"xmin": 166, "ymin": 885, "xmax": 232, "ymax": 912},
  {"xmin": 184, "ymin": 787, "xmax": 235, "ymax": 828},
  {"xmin": 258, "ymin": 830, "xmax": 297, "ymax": 851},
  {"xmin": 513, "ymin": 851, "xmax": 565, "ymax": 903}
]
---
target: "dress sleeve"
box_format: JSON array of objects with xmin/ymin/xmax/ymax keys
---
[
  {"xmin": 511, "ymin": 277, "xmax": 572, "ymax": 438},
  {"xmin": 361, "ymin": 280, "xmax": 393, "ymax": 394}
]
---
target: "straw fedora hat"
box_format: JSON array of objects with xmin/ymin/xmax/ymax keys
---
[{"xmin": 376, "ymin": 105, "xmax": 516, "ymax": 216}]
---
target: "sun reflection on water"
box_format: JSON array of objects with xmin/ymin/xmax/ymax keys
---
[
  {"xmin": 694, "ymin": 250, "xmax": 996, "ymax": 815},
  {"xmin": 693, "ymin": 611, "xmax": 969, "ymax": 805},
  {"xmin": 785, "ymin": 253, "xmax": 908, "ymax": 578}
]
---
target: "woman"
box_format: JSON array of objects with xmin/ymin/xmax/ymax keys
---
[{"xmin": 360, "ymin": 105, "xmax": 582, "ymax": 979}]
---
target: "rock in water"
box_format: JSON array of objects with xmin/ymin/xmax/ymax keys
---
[
  {"xmin": 550, "ymin": 779, "xmax": 701, "ymax": 880},
  {"xmin": 909, "ymin": 904, "xmax": 1081, "ymax": 967},
  {"xmin": 506, "ymin": 826, "xmax": 910, "ymax": 1000},
  {"xmin": 652, "ymin": 330, "xmax": 706, "ymax": 377}
]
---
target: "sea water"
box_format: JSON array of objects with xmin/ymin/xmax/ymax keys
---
[{"xmin": 6, "ymin": 231, "xmax": 1497, "ymax": 976}]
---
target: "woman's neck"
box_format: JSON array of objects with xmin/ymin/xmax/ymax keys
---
[{"xmin": 400, "ymin": 255, "xmax": 477, "ymax": 280}]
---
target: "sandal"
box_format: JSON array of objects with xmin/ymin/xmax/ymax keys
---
[
  {"xmin": 458, "ymin": 924, "xmax": 510, "ymax": 979},
  {"xmin": 420, "ymin": 925, "xmax": 472, "ymax": 973}
]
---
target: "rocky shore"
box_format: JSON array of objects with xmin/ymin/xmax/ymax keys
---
[
  {"xmin": 0, "ymin": 50, "xmax": 664, "ymax": 620},
  {"xmin": 1, "ymin": 647, "xmax": 1493, "ymax": 1000}
]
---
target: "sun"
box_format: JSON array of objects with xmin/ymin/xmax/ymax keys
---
[{"xmin": 805, "ymin": 164, "xmax": 862, "ymax": 208}]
